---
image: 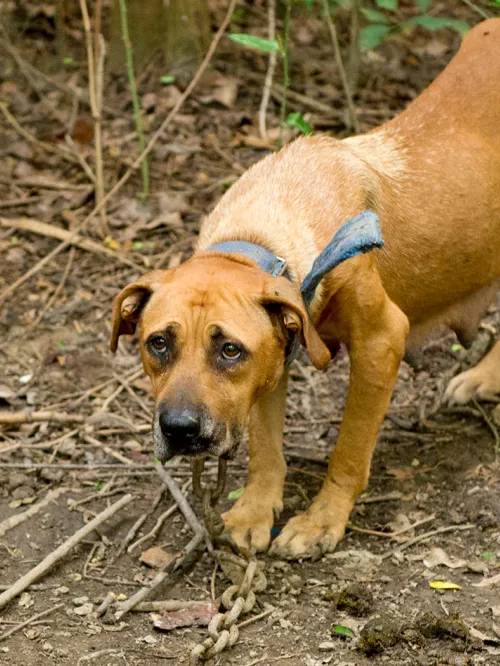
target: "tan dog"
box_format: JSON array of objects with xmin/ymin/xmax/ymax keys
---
[{"xmin": 111, "ymin": 19, "xmax": 500, "ymax": 559}]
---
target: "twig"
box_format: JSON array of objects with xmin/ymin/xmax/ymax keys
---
[
  {"xmin": 279, "ymin": 0, "xmax": 292, "ymax": 148},
  {"xmin": 383, "ymin": 523, "xmax": 476, "ymax": 560},
  {"xmin": 348, "ymin": 514, "xmax": 435, "ymax": 540},
  {"xmin": 128, "ymin": 480, "xmax": 191, "ymax": 553},
  {"xmin": 258, "ymin": 0, "xmax": 277, "ymax": 139},
  {"xmin": 64, "ymin": 134, "xmax": 96, "ymax": 184},
  {"xmin": 472, "ymin": 399, "xmax": 500, "ymax": 456},
  {"xmin": 237, "ymin": 606, "xmax": 276, "ymax": 629},
  {"xmin": 155, "ymin": 466, "xmax": 205, "ymax": 539},
  {"xmin": 0, "ymin": 0, "xmax": 236, "ymax": 307},
  {"xmin": 0, "ymin": 217, "xmax": 138, "ymax": 268},
  {"xmin": 0, "ymin": 603, "xmax": 64, "ymax": 642},
  {"xmin": 459, "ymin": 0, "xmax": 490, "ymax": 19},
  {"xmin": 79, "ymin": 0, "xmax": 108, "ymax": 237},
  {"xmin": 0, "ymin": 494, "xmax": 133, "ymax": 609},
  {"xmin": 118, "ymin": 0, "xmax": 149, "ymax": 199},
  {"xmin": 0, "ymin": 410, "xmax": 85, "ymax": 425},
  {"xmin": 0, "ymin": 488, "xmax": 70, "ymax": 538},
  {"xmin": 114, "ymin": 532, "xmax": 204, "ymax": 620},
  {"xmin": 127, "ymin": 599, "xmax": 211, "ymax": 612},
  {"xmin": 115, "ymin": 486, "xmax": 164, "ymax": 558},
  {"xmin": 357, "ymin": 492, "xmax": 402, "ymax": 504},
  {"xmin": 30, "ymin": 247, "xmax": 75, "ymax": 330},
  {"xmin": 0, "ymin": 102, "xmax": 79, "ymax": 164},
  {"xmin": 321, "ymin": 0, "xmax": 359, "ymax": 133}
]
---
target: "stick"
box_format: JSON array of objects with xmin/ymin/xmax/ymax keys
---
[
  {"xmin": 0, "ymin": 102, "xmax": 79, "ymax": 164},
  {"xmin": 383, "ymin": 523, "xmax": 476, "ymax": 560},
  {"xmin": 118, "ymin": 0, "xmax": 149, "ymax": 199},
  {"xmin": 117, "ymin": 487, "xmax": 164, "ymax": 557},
  {"xmin": 30, "ymin": 247, "xmax": 75, "ymax": 330},
  {"xmin": 321, "ymin": 0, "xmax": 359, "ymax": 133},
  {"xmin": 79, "ymin": 0, "xmax": 108, "ymax": 237},
  {"xmin": 0, "ymin": 217, "xmax": 138, "ymax": 267},
  {"xmin": 0, "ymin": 0, "xmax": 237, "ymax": 306},
  {"xmin": 155, "ymin": 466, "xmax": 205, "ymax": 538},
  {"xmin": 0, "ymin": 409, "xmax": 85, "ymax": 425},
  {"xmin": 114, "ymin": 532, "xmax": 204, "ymax": 619},
  {"xmin": 0, "ymin": 603, "xmax": 64, "ymax": 642},
  {"xmin": 258, "ymin": 0, "xmax": 277, "ymax": 139},
  {"xmin": 472, "ymin": 399, "xmax": 500, "ymax": 456},
  {"xmin": 128, "ymin": 480, "xmax": 190, "ymax": 553},
  {"xmin": 0, "ymin": 494, "xmax": 132, "ymax": 609},
  {"xmin": 0, "ymin": 487, "xmax": 70, "ymax": 538},
  {"xmin": 124, "ymin": 599, "xmax": 210, "ymax": 612}
]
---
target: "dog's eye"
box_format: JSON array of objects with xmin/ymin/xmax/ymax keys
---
[
  {"xmin": 150, "ymin": 336, "xmax": 168, "ymax": 354},
  {"xmin": 221, "ymin": 343, "xmax": 241, "ymax": 360}
]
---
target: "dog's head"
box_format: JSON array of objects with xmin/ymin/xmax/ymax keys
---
[{"xmin": 110, "ymin": 254, "xmax": 330, "ymax": 462}]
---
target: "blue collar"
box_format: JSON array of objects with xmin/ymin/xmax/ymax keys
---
[{"xmin": 206, "ymin": 210, "xmax": 384, "ymax": 366}]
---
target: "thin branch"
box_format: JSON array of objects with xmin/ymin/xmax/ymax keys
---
[
  {"xmin": 258, "ymin": 0, "xmax": 277, "ymax": 139},
  {"xmin": 0, "ymin": 603, "xmax": 64, "ymax": 643},
  {"xmin": 29, "ymin": 247, "xmax": 75, "ymax": 330},
  {"xmin": 0, "ymin": 0, "xmax": 238, "ymax": 307},
  {"xmin": 0, "ymin": 494, "xmax": 133, "ymax": 609},
  {"xmin": 321, "ymin": 0, "xmax": 360, "ymax": 133},
  {"xmin": 79, "ymin": 0, "xmax": 108, "ymax": 237},
  {"xmin": 118, "ymin": 0, "xmax": 149, "ymax": 199},
  {"xmin": 459, "ymin": 0, "xmax": 490, "ymax": 19}
]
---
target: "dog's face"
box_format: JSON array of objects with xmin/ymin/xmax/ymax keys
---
[{"xmin": 110, "ymin": 255, "xmax": 329, "ymax": 462}]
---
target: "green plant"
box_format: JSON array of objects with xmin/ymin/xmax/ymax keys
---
[{"xmin": 359, "ymin": 0, "xmax": 469, "ymax": 51}]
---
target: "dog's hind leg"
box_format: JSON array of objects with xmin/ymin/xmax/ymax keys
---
[
  {"xmin": 222, "ymin": 373, "xmax": 288, "ymax": 552},
  {"xmin": 445, "ymin": 339, "xmax": 500, "ymax": 404}
]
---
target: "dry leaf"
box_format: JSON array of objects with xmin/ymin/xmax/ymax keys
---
[
  {"xmin": 473, "ymin": 572, "xmax": 500, "ymax": 588},
  {"xmin": 429, "ymin": 580, "xmax": 462, "ymax": 590},
  {"xmin": 469, "ymin": 625, "xmax": 500, "ymax": 644},
  {"xmin": 423, "ymin": 547, "xmax": 467, "ymax": 570},
  {"xmin": 139, "ymin": 547, "xmax": 174, "ymax": 569},
  {"xmin": 152, "ymin": 600, "xmax": 218, "ymax": 631}
]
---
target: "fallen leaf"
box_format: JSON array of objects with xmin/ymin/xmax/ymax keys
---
[
  {"xmin": 473, "ymin": 572, "xmax": 500, "ymax": 588},
  {"xmin": 331, "ymin": 624, "xmax": 354, "ymax": 638},
  {"xmin": 139, "ymin": 547, "xmax": 174, "ymax": 569},
  {"xmin": 152, "ymin": 600, "xmax": 218, "ymax": 631},
  {"xmin": 228, "ymin": 487, "xmax": 244, "ymax": 501},
  {"xmin": 423, "ymin": 547, "xmax": 467, "ymax": 570},
  {"xmin": 469, "ymin": 625, "xmax": 500, "ymax": 644},
  {"xmin": 429, "ymin": 580, "xmax": 462, "ymax": 590}
]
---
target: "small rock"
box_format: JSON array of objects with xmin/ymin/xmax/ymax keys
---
[
  {"xmin": 8, "ymin": 473, "xmax": 32, "ymax": 491},
  {"xmin": 72, "ymin": 596, "xmax": 90, "ymax": 606},
  {"xmin": 11, "ymin": 486, "xmax": 35, "ymax": 500},
  {"xmin": 358, "ymin": 615, "xmax": 400, "ymax": 655},
  {"xmin": 318, "ymin": 641, "xmax": 336, "ymax": 651},
  {"xmin": 73, "ymin": 602, "xmax": 94, "ymax": 616},
  {"xmin": 41, "ymin": 641, "xmax": 53, "ymax": 652}
]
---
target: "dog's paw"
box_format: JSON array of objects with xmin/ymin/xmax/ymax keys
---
[
  {"xmin": 222, "ymin": 490, "xmax": 282, "ymax": 552},
  {"xmin": 269, "ymin": 508, "xmax": 347, "ymax": 560},
  {"xmin": 445, "ymin": 367, "xmax": 500, "ymax": 404}
]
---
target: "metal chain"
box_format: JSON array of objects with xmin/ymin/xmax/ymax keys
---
[{"xmin": 189, "ymin": 458, "xmax": 267, "ymax": 664}]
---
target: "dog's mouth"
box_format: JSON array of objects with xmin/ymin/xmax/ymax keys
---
[{"xmin": 153, "ymin": 413, "xmax": 243, "ymax": 463}]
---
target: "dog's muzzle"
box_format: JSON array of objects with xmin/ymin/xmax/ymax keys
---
[{"xmin": 153, "ymin": 405, "xmax": 241, "ymax": 462}]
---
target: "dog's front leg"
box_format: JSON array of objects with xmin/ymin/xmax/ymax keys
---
[
  {"xmin": 271, "ymin": 280, "xmax": 409, "ymax": 559},
  {"xmin": 222, "ymin": 372, "xmax": 288, "ymax": 551}
]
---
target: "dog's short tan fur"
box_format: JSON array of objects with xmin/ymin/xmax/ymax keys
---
[{"xmin": 111, "ymin": 20, "xmax": 500, "ymax": 559}]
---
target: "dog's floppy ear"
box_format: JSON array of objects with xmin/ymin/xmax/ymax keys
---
[
  {"xmin": 110, "ymin": 271, "xmax": 166, "ymax": 353},
  {"xmin": 261, "ymin": 277, "xmax": 331, "ymax": 370}
]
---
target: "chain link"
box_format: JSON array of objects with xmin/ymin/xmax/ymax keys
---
[{"xmin": 189, "ymin": 458, "xmax": 267, "ymax": 664}]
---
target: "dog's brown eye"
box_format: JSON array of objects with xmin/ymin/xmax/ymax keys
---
[
  {"xmin": 221, "ymin": 343, "xmax": 241, "ymax": 360},
  {"xmin": 150, "ymin": 336, "xmax": 167, "ymax": 354}
]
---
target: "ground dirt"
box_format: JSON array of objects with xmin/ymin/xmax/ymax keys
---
[{"xmin": 1, "ymin": 1, "xmax": 500, "ymax": 665}]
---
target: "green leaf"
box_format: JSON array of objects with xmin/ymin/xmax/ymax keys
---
[
  {"xmin": 429, "ymin": 580, "xmax": 462, "ymax": 590},
  {"xmin": 451, "ymin": 343, "xmax": 463, "ymax": 353},
  {"xmin": 376, "ymin": 0, "xmax": 398, "ymax": 10},
  {"xmin": 160, "ymin": 75, "xmax": 175, "ymax": 85},
  {"xmin": 404, "ymin": 16, "xmax": 470, "ymax": 34},
  {"xmin": 286, "ymin": 112, "xmax": 313, "ymax": 135},
  {"xmin": 360, "ymin": 7, "xmax": 390, "ymax": 23},
  {"xmin": 229, "ymin": 34, "xmax": 280, "ymax": 53},
  {"xmin": 416, "ymin": 0, "xmax": 432, "ymax": 11},
  {"xmin": 228, "ymin": 487, "xmax": 245, "ymax": 501},
  {"xmin": 359, "ymin": 24, "xmax": 391, "ymax": 50},
  {"xmin": 332, "ymin": 624, "xmax": 354, "ymax": 638},
  {"xmin": 62, "ymin": 56, "xmax": 74, "ymax": 65},
  {"xmin": 481, "ymin": 552, "xmax": 497, "ymax": 562}
]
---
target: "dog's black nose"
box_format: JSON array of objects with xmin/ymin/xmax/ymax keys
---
[{"xmin": 159, "ymin": 409, "xmax": 201, "ymax": 441}]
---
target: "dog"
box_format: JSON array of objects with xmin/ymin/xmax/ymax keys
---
[{"xmin": 111, "ymin": 19, "xmax": 500, "ymax": 559}]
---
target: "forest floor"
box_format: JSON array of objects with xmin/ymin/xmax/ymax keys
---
[{"xmin": 1, "ymin": 1, "xmax": 500, "ymax": 665}]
